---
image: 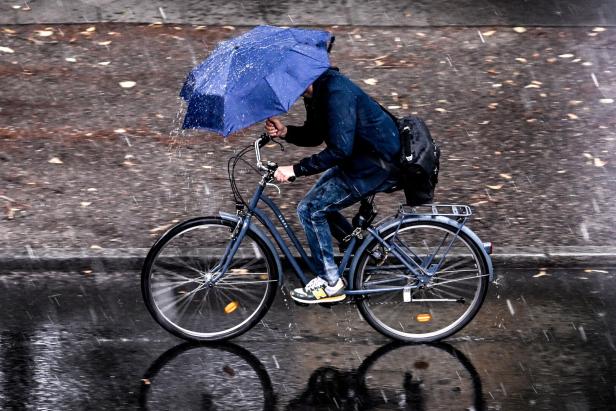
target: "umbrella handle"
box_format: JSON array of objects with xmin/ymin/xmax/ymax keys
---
[{"xmin": 327, "ymin": 36, "xmax": 335, "ymax": 53}]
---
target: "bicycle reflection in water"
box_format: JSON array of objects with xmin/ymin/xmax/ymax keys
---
[{"xmin": 140, "ymin": 341, "xmax": 485, "ymax": 410}]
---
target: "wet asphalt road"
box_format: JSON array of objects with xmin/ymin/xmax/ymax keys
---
[
  {"xmin": 2, "ymin": 23, "xmax": 616, "ymax": 253},
  {"xmin": 3, "ymin": 0, "xmax": 616, "ymax": 27},
  {"xmin": 0, "ymin": 267, "xmax": 614, "ymax": 410}
]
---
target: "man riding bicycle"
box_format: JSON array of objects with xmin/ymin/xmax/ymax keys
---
[{"xmin": 264, "ymin": 67, "xmax": 400, "ymax": 304}]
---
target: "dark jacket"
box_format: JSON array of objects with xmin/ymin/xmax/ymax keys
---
[{"xmin": 287, "ymin": 68, "xmax": 400, "ymax": 196}]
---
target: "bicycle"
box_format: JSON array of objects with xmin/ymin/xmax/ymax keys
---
[{"xmin": 141, "ymin": 133, "xmax": 495, "ymax": 342}]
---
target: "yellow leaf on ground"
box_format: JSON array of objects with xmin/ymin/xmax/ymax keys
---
[
  {"xmin": 487, "ymin": 184, "xmax": 503, "ymax": 190},
  {"xmin": 362, "ymin": 78, "xmax": 378, "ymax": 86},
  {"xmin": 513, "ymin": 27, "xmax": 527, "ymax": 33},
  {"xmin": 48, "ymin": 157, "xmax": 63, "ymax": 164}
]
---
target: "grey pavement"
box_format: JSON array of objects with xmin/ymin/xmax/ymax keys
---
[
  {"xmin": 2, "ymin": 0, "xmax": 616, "ymax": 27},
  {"xmin": 0, "ymin": 267, "xmax": 614, "ymax": 409}
]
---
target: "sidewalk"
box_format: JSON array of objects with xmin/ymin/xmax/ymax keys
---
[{"xmin": 1, "ymin": 23, "xmax": 615, "ymax": 270}]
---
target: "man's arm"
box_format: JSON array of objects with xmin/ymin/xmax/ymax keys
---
[
  {"xmin": 293, "ymin": 90, "xmax": 357, "ymax": 177},
  {"xmin": 284, "ymin": 100, "xmax": 324, "ymax": 147}
]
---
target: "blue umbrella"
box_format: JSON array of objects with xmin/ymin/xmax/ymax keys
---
[{"xmin": 179, "ymin": 25, "xmax": 332, "ymax": 137}]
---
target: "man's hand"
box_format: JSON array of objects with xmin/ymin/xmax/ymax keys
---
[
  {"xmin": 274, "ymin": 165, "xmax": 295, "ymax": 183},
  {"xmin": 265, "ymin": 117, "xmax": 287, "ymax": 138}
]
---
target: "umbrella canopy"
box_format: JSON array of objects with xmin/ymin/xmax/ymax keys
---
[{"xmin": 180, "ymin": 25, "xmax": 332, "ymax": 137}]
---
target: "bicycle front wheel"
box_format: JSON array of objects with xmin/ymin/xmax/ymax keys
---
[
  {"xmin": 355, "ymin": 219, "xmax": 489, "ymax": 342},
  {"xmin": 141, "ymin": 217, "xmax": 278, "ymax": 342}
]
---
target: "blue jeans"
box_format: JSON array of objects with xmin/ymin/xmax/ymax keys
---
[{"xmin": 297, "ymin": 167, "xmax": 395, "ymax": 284}]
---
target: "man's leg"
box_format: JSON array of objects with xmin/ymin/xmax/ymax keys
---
[{"xmin": 292, "ymin": 170, "xmax": 361, "ymax": 303}]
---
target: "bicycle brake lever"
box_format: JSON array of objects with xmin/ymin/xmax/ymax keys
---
[{"xmin": 266, "ymin": 182, "xmax": 281, "ymax": 195}]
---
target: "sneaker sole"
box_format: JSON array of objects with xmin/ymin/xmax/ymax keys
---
[{"xmin": 290, "ymin": 294, "xmax": 346, "ymax": 304}]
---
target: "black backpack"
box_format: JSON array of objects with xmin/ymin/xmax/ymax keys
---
[
  {"xmin": 395, "ymin": 115, "xmax": 441, "ymax": 206},
  {"xmin": 376, "ymin": 103, "xmax": 441, "ymax": 206}
]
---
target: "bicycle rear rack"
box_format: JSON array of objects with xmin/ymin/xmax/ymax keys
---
[{"xmin": 398, "ymin": 204, "xmax": 473, "ymax": 217}]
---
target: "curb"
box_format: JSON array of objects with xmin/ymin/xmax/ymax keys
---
[{"xmin": 2, "ymin": 247, "xmax": 616, "ymax": 271}]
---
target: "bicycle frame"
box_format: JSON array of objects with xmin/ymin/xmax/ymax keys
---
[{"xmin": 210, "ymin": 137, "xmax": 494, "ymax": 296}]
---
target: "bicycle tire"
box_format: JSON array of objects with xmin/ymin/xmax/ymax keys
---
[
  {"xmin": 354, "ymin": 219, "xmax": 489, "ymax": 342},
  {"xmin": 141, "ymin": 216, "xmax": 278, "ymax": 342}
]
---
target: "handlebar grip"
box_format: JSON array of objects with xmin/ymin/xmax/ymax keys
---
[{"xmin": 259, "ymin": 133, "xmax": 273, "ymax": 148}]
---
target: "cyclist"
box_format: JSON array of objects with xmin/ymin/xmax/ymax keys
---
[{"xmin": 264, "ymin": 67, "xmax": 400, "ymax": 304}]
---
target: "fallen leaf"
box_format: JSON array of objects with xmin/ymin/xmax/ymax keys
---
[
  {"xmin": 513, "ymin": 27, "xmax": 527, "ymax": 33},
  {"xmin": 525, "ymin": 84, "xmax": 541, "ymax": 89},
  {"xmin": 500, "ymin": 173, "xmax": 512, "ymax": 179},
  {"xmin": 150, "ymin": 224, "xmax": 172, "ymax": 233},
  {"xmin": 515, "ymin": 57, "xmax": 527, "ymax": 63},
  {"xmin": 48, "ymin": 157, "xmax": 63, "ymax": 164},
  {"xmin": 98, "ymin": 61, "xmax": 111, "ymax": 66},
  {"xmin": 584, "ymin": 268, "xmax": 608, "ymax": 273},
  {"xmin": 0, "ymin": 46, "xmax": 14, "ymax": 53},
  {"xmin": 568, "ymin": 100, "xmax": 583, "ymax": 105},
  {"xmin": 479, "ymin": 121, "xmax": 490, "ymax": 125},
  {"xmin": 90, "ymin": 245, "xmax": 103, "ymax": 250},
  {"xmin": 415, "ymin": 32, "xmax": 426, "ymax": 37},
  {"xmin": 362, "ymin": 78, "xmax": 378, "ymax": 86},
  {"xmin": 583, "ymin": 153, "xmax": 593, "ymax": 159},
  {"xmin": 114, "ymin": 128, "xmax": 127, "ymax": 133},
  {"xmin": 222, "ymin": 26, "xmax": 236, "ymax": 30},
  {"xmin": 482, "ymin": 30, "xmax": 496, "ymax": 36},
  {"xmin": 488, "ymin": 102, "xmax": 499, "ymax": 109},
  {"xmin": 592, "ymin": 27, "xmax": 606, "ymax": 32},
  {"xmin": 141, "ymin": 379, "xmax": 151, "ymax": 385},
  {"xmin": 599, "ymin": 98, "xmax": 614, "ymax": 104},
  {"xmin": 87, "ymin": 188, "xmax": 97, "ymax": 192},
  {"xmin": 558, "ymin": 53, "xmax": 574, "ymax": 58},
  {"xmin": 65, "ymin": 57, "xmax": 76, "ymax": 62},
  {"xmin": 3, "ymin": 28, "xmax": 16, "ymax": 34},
  {"xmin": 387, "ymin": 105, "xmax": 401, "ymax": 109},
  {"xmin": 119, "ymin": 81, "xmax": 136, "ymax": 88},
  {"xmin": 567, "ymin": 113, "xmax": 579, "ymax": 120},
  {"xmin": 594, "ymin": 158, "xmax": 606, "ymax": 167},
  {"xmin": 533, "ymin": 270, "xmax": 549, "ymax": 278},
  {"xmin": 487, "ymin": 184, "xmax": 503, "ymax": 190},
  {"xmin": 86, "ymin": 26, "xmax": 96, "ymax": 32},
  {"xmin": 97, "ymin": 41, "xmax": 112, "ymax": 46},
  {"xmin": 582, "ymin": 61, "xmax": 593, "ymax": 66},
  {"xmin": 37, "ymin": 30, "xmax": 54, "ymax": 37},
  {"xmin": 546, "ymin": 57, "xmax": 557, "ymax": 63},
  {"xmin": 80, "ymin": 201, "xmax": 91, "ymax": 208},
  {"xmin": 434, "ymin": 108, "xmax": 447, "ymax": 113}
]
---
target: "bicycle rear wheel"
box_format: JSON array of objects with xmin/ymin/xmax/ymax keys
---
[
  {"xmin": 355, "ymin": 219, "xmax": 489, "ymax": 342},
  {"xmin": 141, "ymin": 217, "xmax": 278, "ymax": 341}
]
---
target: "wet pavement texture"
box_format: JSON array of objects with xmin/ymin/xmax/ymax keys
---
[
  {"xmin": 3, "ymin": 0, "xmax": 616, "ymax": 27},
  {"xmin": 1, "ymin": 23, "xmax": 615, "ymax": 252},
  {"xmin": 0, "ymin": 266, "xmax": 614, "ymax": 410}
]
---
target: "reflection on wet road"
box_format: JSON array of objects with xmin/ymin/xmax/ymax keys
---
[{"xmin": 0, "ymin": 267, "xmax": 614, "ymax": 409}]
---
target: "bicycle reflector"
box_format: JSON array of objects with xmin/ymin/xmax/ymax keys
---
[
  {"xmin": 483, "ymin": 242, "xmax": 493, "ymax": 255},
  {"xmin": 224, "ymin": 301, "xmax": 239, "ymax": 314},
  {"xmin": 416, "ymin": 313, "xmax": 432, "ymax": 323}
]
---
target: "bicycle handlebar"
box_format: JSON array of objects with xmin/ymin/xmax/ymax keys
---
[{"xmin": 255, "ymin": 133, "xmax": 295, "ymax": 182}]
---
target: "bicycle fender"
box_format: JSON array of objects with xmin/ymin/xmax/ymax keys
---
[
  {"xmin": 348, "ymin": 215, "xmax": 495, "ymax": 285},
  {"xmin": 218, "ymin": 211, "xmax": 285, "ymax": 284}
]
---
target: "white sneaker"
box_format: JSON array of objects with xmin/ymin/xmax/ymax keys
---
[{"xmin": 291, "ymin": 277, "xmax": 346, "ymax": 304}]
